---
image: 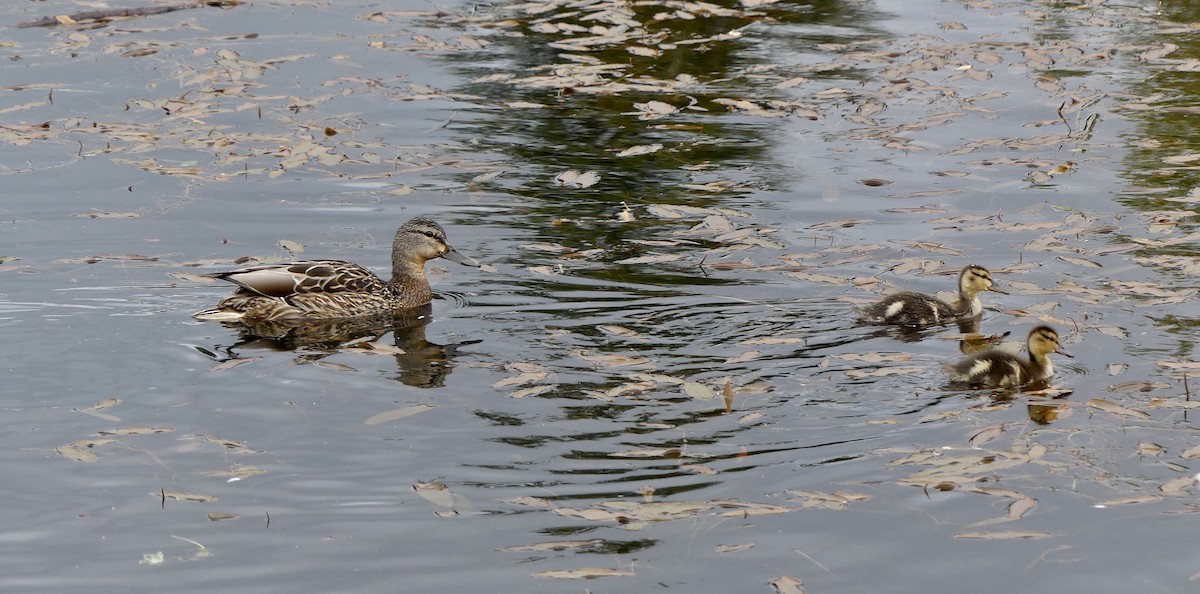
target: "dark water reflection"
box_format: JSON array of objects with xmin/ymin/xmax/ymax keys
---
[{"xmin": 3, "ymin": 0, "xmax": 1200, "ymax": 592}]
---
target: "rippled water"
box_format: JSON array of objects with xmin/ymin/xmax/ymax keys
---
[{"xmin": 4, "ymin": 0, "xmax": 1200, "ymax": 592}]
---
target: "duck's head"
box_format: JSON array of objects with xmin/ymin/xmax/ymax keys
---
[
  {"xmin": 959, "ymin": 264, "xmax": 1007, "ymax": 296},
  {"xmin": 394, "ymin": 216, "xmax": 479, "ymax": 267},
  {"xmin": 1027, "ymin": 325, "xmax": 1072, "ymax": 359}
]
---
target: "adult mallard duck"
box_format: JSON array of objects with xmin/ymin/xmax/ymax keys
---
[
  {"xmin": 861, "ymin": 264, "xmax": 1006, "ymax": 327},
  {"xmin": 946, "ymin": 325, "xmax": 1072, "ymax": 387},
  {"xmin": 194, "ymin": 216, "xmax": 478, "ymax": 322}
]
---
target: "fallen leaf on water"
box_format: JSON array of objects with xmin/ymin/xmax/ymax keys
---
[
  {"xmin": 598, "ymin": 325, "xmax": 642, "ymax": 339},
  {"xmin": 315, "ymin": 361, "xmax": 356, "ymax": 372},
  {"xmin": 364, "ymin": 404, "xmax": 436, "ymax": 425},
  {"xmin": 1157, "ymin": 360, "xmax": 1200, "ymax": 370},
  {"xmin": 1137, "ymin": 441, "xmax": 1165, "ymax": 456},
  {"xmin": 510, "ymin": 385, "xmax": 554, "ymax": 399},
  {"xmin": 954, "ymin": 530, "xmax": 1051, "ymax": 540},
  {"xmin": 1057, "ymin": 255, "xmax": 1100, "ymax": 268},
  {"xmin": 716, "ymin": 543, "xmax": 755, "ymax": 553},
  {"xmin": 492, "ymin": 371, "xmax": 549, "ymax": 388},
  {"xmin": 611, "ymin": 448, "xmax": 681, "ymax": 458},
  {"xmin": 683, "ymin": 382, "xmax": 715, "ymax": 400},
  {"xmin": 724, "ymin": 350, "xmax": 760, "ymax": 364},
  {"xmin": 845, "ymin": 366, "xmax": 923, "ymax": 379},
  {"xmin": 56, "ymin": 445, "xmax": 99, "ymax": 463},
  {"xmin": 499, "ymin": 539, "xmax": 603, "ymax": 552},
  {"xmin": 574, "ymin": 352, "xmax": 650, "ymax": 367},
  {"xmin": 99, "ymin": 427, "xmax": 173, "ymax": 436},
  {"xmin": 1095, "ymin": 495, "xmax": 1162, "ymax": 506},
  {"xmin": 278, "ymin": 239, "xmax": 305, "ymax": 254},
  {"xmin": 770, "ymin": 575, "xmax": 805, "ymax": 594},
  {"xmin": 968, "ymin": 424, "xmax": 1005, "ymax": 447},
  {"xmin": 210, "ymin": 357, "xmax": 261, "ymax": 371},
  {"xmin": 740, "ymin": 337, "xmax": 802, "ymax": 345},
  {"xmin": 208, "ymin": 512, "xmax": 238, "ymax": 521},
  {"xmin": 738, "ymin": 412, "xmax": 764, "ymax": 424},
  {"xmin": 554, "ymin": 169, "xmax": 600, "ymax": 188},
  {"xmin": 615, "ymin": 253, "xmax": 686, "ymax": 265},
  {"xmin": 413, "ymin": 482, "xmax": 470, "ymax": 510},
  {"xmin": 1159, "ymin": 476, "xmax": 1196, "ymax": 496},
  {"xmin": 162, "ymin": 492, "xmax": 216, "ymax": 503},
  {"xmin": 614, "ymin": 144, "xmax": 663, "ymax": 157},
  {"xmin": 1085, "ymin": 398, "xmax": 1151, "ymax": 419},
  {"xmin": 71, "ymin": 211, "xmax": 142, "ymax": 219},
  {"xmin": 75, "ymin": 397, "xmax": 121, "ymax": 421},
  {"xmin": 836, "ymin": 352, "xmax": 913, "ymax": 363},
  {"xmin": 533, "ymin": 568, "xmax": 634, "ymax": 579}
]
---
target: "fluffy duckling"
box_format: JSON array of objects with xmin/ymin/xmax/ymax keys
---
[
  {"xmin": 946, "ymin": 325, "xmax": 1072, "ymax": 387},
  {"xmin": 194, "ymin": 216, "xmax": 478, "ymax": 323},
  {"xmin": 862, "ymin": 264, "xmax": 1006, "ymax": 327}
]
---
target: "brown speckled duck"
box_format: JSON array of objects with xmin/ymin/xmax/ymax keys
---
[
  {"xmin": 861, "ymin": 264, "xmax": 1006, "ymax": 327},
  {"xmin": 945, "ymin": 325, "xmax": 1072, "ymax": 387},
  {"xmin": 193, "ymin": 216, "xmax": 478, "ymax": 323}
]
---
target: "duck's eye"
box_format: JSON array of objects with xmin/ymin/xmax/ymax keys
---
[{"xmin": 420, "ymin": 230, "xmax": 438, "ymax": 239}]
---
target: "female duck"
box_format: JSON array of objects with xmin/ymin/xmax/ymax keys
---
[
  {"xmin": 194, "ymin": 216, "xmax": 478, "ymax": 322},
  {"xmin": 862, "ymin": 264, "xmax": 1005, "ymax": 327},
  {"xmin": 946, "ymin": 325, "xmax": 1072, "ymax": 387}
]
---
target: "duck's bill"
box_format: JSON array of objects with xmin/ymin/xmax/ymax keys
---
[
  {"xmin": 443, "ymin": 246, "xmax": 480, "ymax": 267},
  {"xmin": 989, "ymin": 286, "xmax": 1010, "ymax": 295},
  {"xmin": 1055, "ymin": 347, "xmax": 1074, "ymax": 358}
]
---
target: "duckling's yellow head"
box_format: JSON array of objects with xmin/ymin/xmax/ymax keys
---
[
  {"xmin": 1028, "ymin": 325, "xmax": 1072, "ymax": 358},
  {"xmin": 959, "ymin": 265, "xmax": 1007, "ymax": 295}
]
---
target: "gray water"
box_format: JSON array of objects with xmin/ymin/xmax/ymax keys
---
[{"xmin": 3, "ymin": 0, "xmax": 1199, "ymax": 592}]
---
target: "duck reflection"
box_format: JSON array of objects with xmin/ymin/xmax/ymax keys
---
[{"xmin": 213, "ymin": 304, "xmax": 476, "ymax": 388}]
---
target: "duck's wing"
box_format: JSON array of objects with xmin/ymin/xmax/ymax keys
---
[{"xmin": 208, "ymin": 260, "xmax": 387, "ymax": 298}]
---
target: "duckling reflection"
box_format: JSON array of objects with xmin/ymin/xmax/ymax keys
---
[
  {"xmin": 213, "ymin": 304, "xmax": 476, "ymax": 388},
  {"xmin": 951, "ymin": 317, "xmax": 1010, "ymax": 356}
]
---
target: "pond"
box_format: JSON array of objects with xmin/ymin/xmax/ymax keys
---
[{"xmin": 3, "ymin": 0, "xmax": 1200, "ymax": 592}]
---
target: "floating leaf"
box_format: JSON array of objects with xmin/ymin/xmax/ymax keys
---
[
  {"xmin": 277, "ymin": 239, "xmax": 305, "ymax": 254},
  {"xmin": 71, "ymin": 211, "xmax": 142, "ymax": 219},
  {"xmin": 968, "ymin": 424, "xmax": 1005, "ymax": 447},
  {"xmin": 499, "ymin": 539, "xmax": 603, "ymax": 552},
  {"xmin": 533, "ymin": 567, "xmax": 634, "ymax": 579},
  {"xmin": 162, "ymin": 491, "xmax": 216, "ymax": 503},
  {"xmin": 716, "ymin": 543, "xmax": 755, "ymax": 553},
  {"xmin": 770, "ymin": 576, "xmax": 805, "ymax": 594},
  {"xmin": 56, "ymin": 445, "xmax": 99, "ymax": 463},
  {"xmin": 683, "ymin": 382, "xmax": 716, "ymax": 400},
  {"xmin": 954, "ymin": 530, "xmax": 1051, "ymax": 540},
  {"xmin": 99, "ymin": 427, "xmax": 173, "ymax": 436},
  {"xmin": 614, "ymin": 144, "xmax": 663, "ymax": 157},
  {"xmin": 845, "ymin": 366, "xmax": 922, "ymax": 379},
  {"xmin": 210, "ymin": 357, "xmax": 261, "ymax": 371},
  {"xmin": 1085, "ymin": 398, "xmax": 1151, "ymax": 419},
  {"xmin": 364, "ymin": 404, "xmax": 436, "ymax": 425}
]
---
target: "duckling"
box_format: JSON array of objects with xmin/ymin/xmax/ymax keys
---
[
  {"xmin": 194, "ymin": 216, "xmax": 478, "ymax": 323},
  {"xmin": 861, "ymin": 264, "xmax": 1006, "ymax": 327},
  {"xmin": 945, "ymin": 325, "xmax": 1072, "ymax": 387}
]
